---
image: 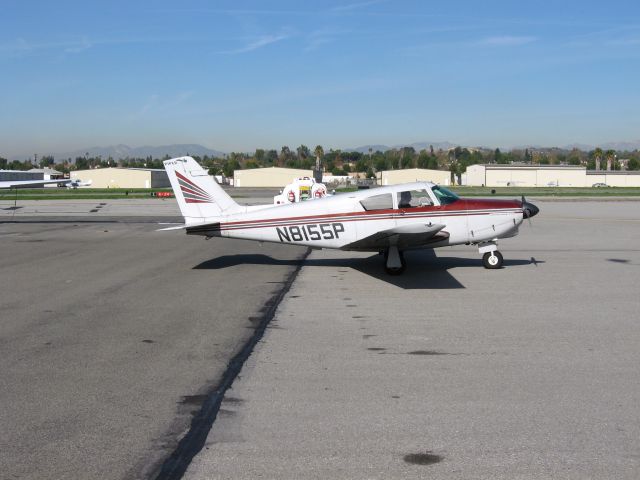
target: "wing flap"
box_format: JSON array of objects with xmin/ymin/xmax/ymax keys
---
[{"xmin": 342, "ymin": 222, "xmax": 447, "ymax": 251}]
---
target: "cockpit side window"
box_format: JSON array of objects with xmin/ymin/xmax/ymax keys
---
[
  {"xmin": 431, "ymin": 185, "xmax": 459, "ymax": 205},
  {"xmin": 360, "ymin": 193, "xmax": 393, "ymax": 211},
  {"xmin": 396, "ymin": 189, "xmax": 433, "ymax": 208}
]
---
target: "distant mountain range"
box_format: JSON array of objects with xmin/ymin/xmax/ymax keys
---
[
  {"xmin": 350, "ymin": 140, "xmax": 640, "ymax": 153},
  {"xmin": 563, "ymin": 141, "xmax": 640, "ymax": 152},
  {"xmin": 9, "ymin": 139, "xmax": 640, "ymax": 162},
  {"xmin": 347, "ymin": 141, "xmax": 456, "ymax": 153},
  {"xmin": 45, "ymin": 144, "xmax": 226, "ymax": 161}
]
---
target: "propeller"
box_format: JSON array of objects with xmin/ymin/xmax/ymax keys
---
[{"xmin": 521, "ymin": 195, "xmax": 539, "ymax": 226}]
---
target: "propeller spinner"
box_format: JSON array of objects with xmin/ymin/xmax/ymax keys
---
[{"xmin": 521, "ymin": 195, "xmax": 540, "ymax": 219}]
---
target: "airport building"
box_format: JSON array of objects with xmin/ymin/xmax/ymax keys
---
[
  {"xmin": 27, "ymin": 167, "xmax": 64, "ymax": 180},
  {"xmin": 1, "ymin": 168, "xmax": 64, "ymax": 186},
  {"xmin": 70, "ymin": 167, "xmax": 170, "ymax": 188},
  {"xmin": 1, "ymin": 170, "xmax": 44, "ymax": 182},
  {"xmin": 464, "ymin": 164, "xmax": 640, "ymax": 187},
  {"xmin": 585, "ymin": 171, "xmax": 640, "ymax": 187},
  {"xmin": 234, "ymin": 167, "xmax": 313, "ymax": 187},
  {"xmin": 376, "ymin": 168, "xmax": 452, "ymax": 186}
]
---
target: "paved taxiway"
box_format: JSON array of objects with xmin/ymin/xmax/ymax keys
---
[
  {"xmin": 0, "ymin": 202, "xmax": 306, "ymax": 479},
  {"xmin": 2, "ymin": 198, "xmax": 639, "ymax": 479},
  {"xmin": 183, "ymin": 201, "xmax": 640, "ymax": 479}
]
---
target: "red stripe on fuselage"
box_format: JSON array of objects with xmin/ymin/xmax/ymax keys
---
[
  {"xmin": 215, "ymin": 200, "xmax": 522, "ymax": 231},
  {"xmin": 220, "ymin": 199, "xmax": 522, "ymax": 228}
]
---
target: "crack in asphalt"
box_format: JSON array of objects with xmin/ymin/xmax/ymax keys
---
[{"xmin": 149, "ymin": 248, "xmax": 311, "ymax": 480}]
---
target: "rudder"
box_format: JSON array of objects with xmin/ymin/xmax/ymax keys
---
[{"xmin": 163, "ymin": 156, "xmax": 241, "ymax": 223}]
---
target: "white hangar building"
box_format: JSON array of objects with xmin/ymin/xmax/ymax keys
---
[
  {"xmin": 464, "ymin": 164, "xmax": 640, "ymax": 187},
  {"xmin": 376, "ymin": 168, "xmax": 452, "ymax": 186},
  {"xmin": 70, "ymin": 167, "xmax": 170, "ymax": 188},
  {"xmin": 234, "ymin": 167, "xmax": 314, "ymax": 187}
]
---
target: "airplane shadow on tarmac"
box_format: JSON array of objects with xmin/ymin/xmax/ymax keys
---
[{"xmin": 194, "ymin": 249, "xmax": 540, "ymax": 290}]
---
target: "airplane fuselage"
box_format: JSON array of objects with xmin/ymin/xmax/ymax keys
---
[
  {"xmin": 187, "ymin": 194, "xmax": 524, "ymax": 251},
  {"xmin": 164, "ymin": 157, "xmax": 538, "ymax": 273}
]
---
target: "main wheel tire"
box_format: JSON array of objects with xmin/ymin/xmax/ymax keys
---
[
  {"xmin": 384, "ymin": 250, "xmax": 406, "ymax": 275},
  {"xmin": 385, "ymin": 263, "xmax": 406, "ymax": 275},
  {"xmin": 482, "ymin": 251, "xmax": 504, "ymax": 269}
]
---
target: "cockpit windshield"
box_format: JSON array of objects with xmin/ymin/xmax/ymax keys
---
[{"xmin": 431, "ymin": 185, "xmax": 459, "ymax": 205}]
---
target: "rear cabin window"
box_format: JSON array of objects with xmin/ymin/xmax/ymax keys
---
[
  {"xmin": 360, "ymin": 193, "xmax": 393, "ymax": 211},
  {"xmin": 397, "ymin": 189, "xmax": 433, "ymax": 208}
]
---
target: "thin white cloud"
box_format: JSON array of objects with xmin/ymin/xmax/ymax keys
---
[
  {"xmin": 1, "ymin": 35, "xmax": 209, "ymax": 59},
  {"xmin": 64, "ymin": 37, "xmax": 92, "ymax": 54},
  {"xmin": 479, "ymin": 36, "xmax": 536, "ymax": 46},
  {"xmin": 0, "ymin": 37, "xmax": 93, "ymax": 57},
  {"xmin": 304, "ymin": 28, "xmax": 351, "ymax": 51},
  {"xmin": 605, "ymin": 36, "xmax": 640, "ymax": 46},
  {"xmin": 217, "ymin": 33, "xmax": 290, "ymax": 54},
  {"xmin": 129, "ymin": 92, "xmax": 194, "ymax": 120},
  {"xmin": 330, "ymin": 0, "xmax": 387, "ymax": 12}
]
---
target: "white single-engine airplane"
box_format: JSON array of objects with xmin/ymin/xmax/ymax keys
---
[
  {"xmin": 67, "ymin": 179, "xmax": 92, "ymax": 189},
  {"xmin": 163, "ymin": 157, "xmax": 539, "ymax": 274}
]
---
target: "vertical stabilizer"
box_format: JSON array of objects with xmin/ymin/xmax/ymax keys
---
[{"xmin": 163, "ymin": 156, "xmax": 241, "ymax": 223}]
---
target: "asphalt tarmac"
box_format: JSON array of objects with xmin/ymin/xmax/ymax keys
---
[
  {"xmin": 2, "ymin": 198, "xmax": 639, "ymax": 479},
  {"xmin": 0, "ymin": 211, "xmax": 306, "ymax": 479},
  {"xmin": 184, "ymin": 200, "xmax": 640, "ymax": 479}
]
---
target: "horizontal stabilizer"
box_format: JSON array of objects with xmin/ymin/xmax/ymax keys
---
[{"xmin": 156, "ymin": 225, "xmax": 188, "ymax": 231}]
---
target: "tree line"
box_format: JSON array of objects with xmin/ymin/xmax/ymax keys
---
[{"xmin": 2, "ymin": 145, "xmax": 639, "ymax": 180}]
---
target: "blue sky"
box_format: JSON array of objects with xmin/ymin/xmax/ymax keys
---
[{"xmin": 2, "ymin": 0, "xmax": 640, "ymax": 157}]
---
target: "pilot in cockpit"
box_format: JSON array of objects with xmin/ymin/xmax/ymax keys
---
[{"xmin": 399, "ymin": 191, "xmax": 412, "ymax": 208}]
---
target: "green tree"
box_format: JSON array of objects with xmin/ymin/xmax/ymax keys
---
[
  {"xmin": 254, "ymin": 149, "xmax": 265, "ymax": 164},
  {"xmin": 39, "ymin": 155, "xmax": 55, "ymax": 167},
  {"xmin": 265, "ymin": 149, "xmax": 278, "ymax": 165},
  {"xmin": 296, "ymin": 145, "xmax": 310, "ymax": 160},
  {"xmin": 417, "ymin": 150, "xmax": 430, "ymax": 169},
  {"xmin": 399, "ymin": 146, "xmax": 416, "ymax": 169},
  {"xmin": 223, "ymin": 159, "xmax": 240, "ymax": 178},
  {"xmin": 75, "ymin": 156, "xmax": 89, "ymax": 170},
  {"xmin": 279, "ymin": 146, "xmax": 292, "ymax": 166},
  {"xmin": 374, "ymin": 156, "xmax": 388, "ymax": 172}
]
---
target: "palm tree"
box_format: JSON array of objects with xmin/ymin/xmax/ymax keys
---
[
  {"xmin": 593, "ymin": 147, "xmax": 603, "ymax": 171},
  {"xmin": 312, "ymin": 145, "xmax": 325, "ymax": 182},
  {"xmin": 605, "ymin": 149, "xmax": 616, "ymax": 171}
]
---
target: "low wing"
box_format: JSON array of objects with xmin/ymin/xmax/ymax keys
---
[
  {"xmin": 342, "ymin": 222, "xmax": 448, "ymax": 251},
  {"xmin": 0, "ymin": 179, "xmax": 70, "ymax": 189}
]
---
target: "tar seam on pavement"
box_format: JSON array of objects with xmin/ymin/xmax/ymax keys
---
[
  {"xmin": 151, "ymin": 247, "xmax": 311, "ymax": 480},
  {"xmin": 1, "ymin": 216, "xmax": 183, "ymax": 224}
]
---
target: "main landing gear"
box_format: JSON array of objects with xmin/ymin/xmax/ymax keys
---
[
  {"xmin": 382, "ymin": 241, "xmax": 505, "ymax": 274},
  {"xmin": 479, "ymin": 241, "xmax": 504, "ymax": 269},
  {"xmin": 384, "ymin": 246, "xmax": 406, "ymax": 275}
]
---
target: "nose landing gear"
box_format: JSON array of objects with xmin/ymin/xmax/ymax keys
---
[
  {"xmin": 482, "ymin": 251, "xmax": 503, "ymax": 269},
  {"xmin": 478, "ymin": 241, "xmax": 504, "ymax": 269}
]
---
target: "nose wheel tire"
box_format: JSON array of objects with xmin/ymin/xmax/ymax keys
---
[{"xmin": 482, "ymin": 251, "xmax": 503, "ymax": 269}]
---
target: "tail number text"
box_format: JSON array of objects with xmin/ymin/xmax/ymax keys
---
[{"xmin": 277, "ymin": 223, "xmax": 344, "ymax": 242}]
